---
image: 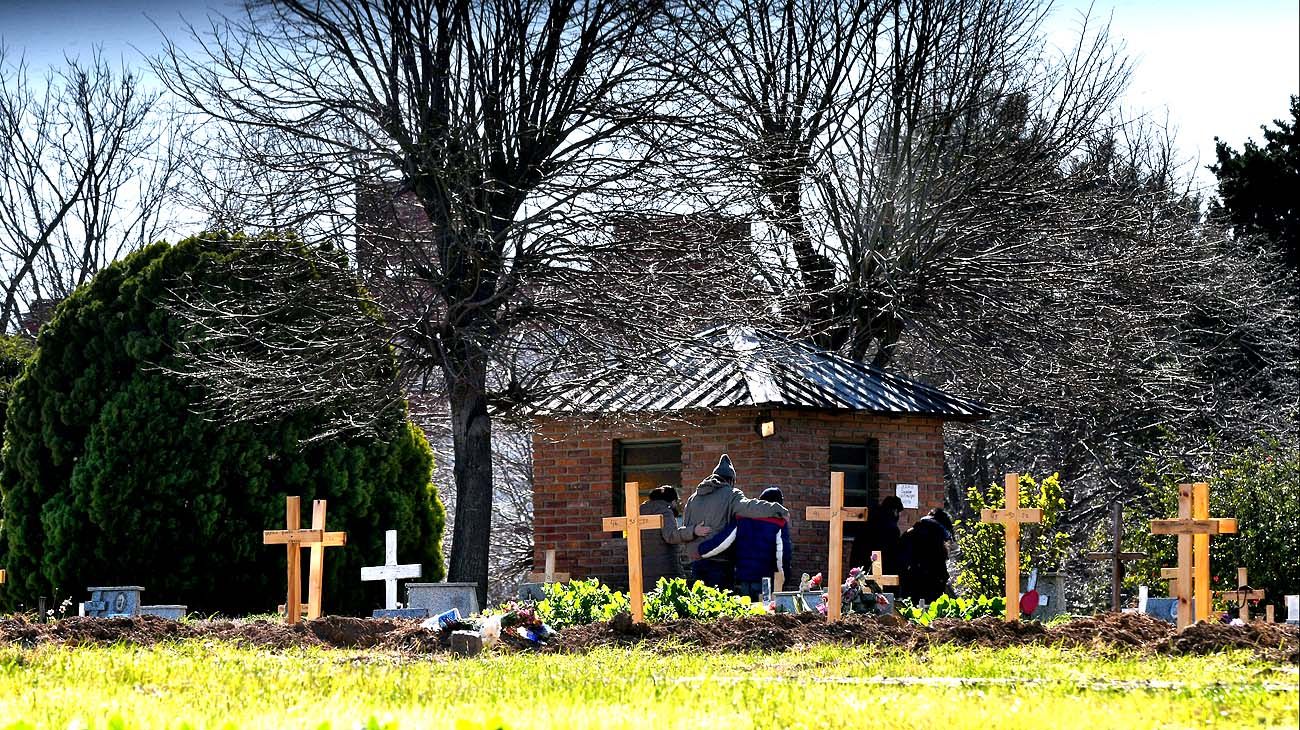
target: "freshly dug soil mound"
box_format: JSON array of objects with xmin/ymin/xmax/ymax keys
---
[{"xmin": 1, "ymin": 612, "xmax": 1295, "ymax": 663}]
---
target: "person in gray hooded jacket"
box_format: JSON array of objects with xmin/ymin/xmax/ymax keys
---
[{"xmin": 682, "ymin": 454, "xmax": 789, "ymax": 589}]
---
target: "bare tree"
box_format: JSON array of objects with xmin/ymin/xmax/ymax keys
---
[
  {"xmin": 154, "ymin": 0, "xmax": 775, "ymax": 602},
  {"xmin": 0, "ymin": 48, "xmax": 180, "ymax": 333},
  {"xmin": 669, "ymin": 0, "xmax": 1296, "ymax": 606},
  {"xmin": 669, "ymin": 0, "xmax": 1131, "ymax": 366}
]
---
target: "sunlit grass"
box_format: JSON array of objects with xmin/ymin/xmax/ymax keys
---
[{"xmin": 0, "ymin": 641, "xmax": 1295, "ymax": 729}]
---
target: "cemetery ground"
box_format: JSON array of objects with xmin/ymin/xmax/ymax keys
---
[{"xmin": 0, "ymin": 613, "xmax": 1296, "ymax": 728}]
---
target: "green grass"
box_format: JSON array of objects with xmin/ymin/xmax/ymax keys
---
[{"xmin": 0, "ymin": 641, "xmax": 1295, "ymax": 729}]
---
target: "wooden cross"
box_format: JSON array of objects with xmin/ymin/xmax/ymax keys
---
[
  {"xmin": 1150, "ymin": 482, "xmax": 1235, "ymax": 628},
  {"xmin": 360, "ymin": 529, "xmax": 422, "ymax": 610},
  {"xmin": 1159, "ymin": 567, "xmax": 1181, "ymax": 597},
  {"xmin": 1214, "ymin": 567, "xmax": 1264, "ymax": 622},
  {"xmin": 980, "ymin": 473, "xmax": 1042, "ymax": 622},
  {"xmin": 1265, "ymin": 605, "xmax": 1275, "ymax": 623},
  {"xmin": 805, "ymin": 471, "xmax": 869, "ymax": 621},
  {"xmin": 868, "ymin": 551, "xmax": 899, "ymax": 589},
  {"xmin": 526, "ymin": 549, "xmax": 571, "ymax": 584},
  {"xmin": 1086, "ymin": 503, "xmax": 1147, "ymax": 611},
  {"xmin": 263, "ymin": 496, "xmax": 347, "ymax": 624},
  {"xmin": 601, "ymin": 482, "xmax": 661, "ymax": 623}
]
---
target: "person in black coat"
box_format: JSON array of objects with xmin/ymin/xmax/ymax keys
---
[
  {"xmin": 897, "ymin": 508, "xmax": 955, "ymax": 604},
  {"xmin": 847, "ymin": 495, "xmax": 905, "ymax": 575}
]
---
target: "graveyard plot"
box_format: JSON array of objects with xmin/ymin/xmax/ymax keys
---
[
  {"xmin": 0, "ymin": 641, "xmax": 1295, "ymax": 729},
  {"xmin": 1, "ymin": 611, "xmax": 1295, "ymax": 663}
]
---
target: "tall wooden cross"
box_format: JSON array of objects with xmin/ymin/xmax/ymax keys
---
[
  {"xmin": 1150, "ymin": 482, "xmax": 1235, "ymax": 628},
  {"xmin": 868, "ymin": 551, "xmax": 900, "ymax": 590},
  {"xmin": 360, "ymin": 529, "xmax": 422, "ymax": 611},
  {"xmin": 980, "ymin": 473, "xmax": 1042, "ymax": 622},
  {"xmin": 1086, "ymin": 503, "xmax": 1147, "ymax": 611},
  {"xmin": 527, "ymin": 549, "xmax": 571, "ymax": 585},
  {"xmin": 602, "ymin": 482, "xmax": 661, "ymax": 623},
  {"xmin": 1214, "ymin": 567, "xmax": 1265, "ymax": 622},
  {"xmin": 806, "ymin": 471, "xmax": 869, "ymax": 621},
  {"xmin": 263, "ymin": 496, "xmax": 347, "ymax": 624}
]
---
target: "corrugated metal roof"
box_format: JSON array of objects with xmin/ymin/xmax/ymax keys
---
[{"xmin": 538, "ymin": 326, "xmax": 989, "ymax": 420}]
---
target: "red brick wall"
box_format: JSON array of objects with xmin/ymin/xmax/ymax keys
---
[{"xmin": 531, "ymin": 408, "xmax": 947, "ymax": 587}]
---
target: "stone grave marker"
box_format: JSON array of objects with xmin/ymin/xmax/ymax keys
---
[
  {"xmin": 1150, "ymin": 482, "xmax": 1235, "ymax": 629},
  {"xmin": 263, "ymin": 496, "xmax": 347, "ymax": 624},
  {"xmin": 979, "ymin": 473, "xmax": 1042, "ymax": 622},
  {"xmin": 1285, "ymin": 595, "xmax": 1299, "ymax": 625},
  {"xmin": 805, "ymin": 471, "xmax": 868, "ymax": 621},
  {"xmin": 407, "ymin": 583, "xmax": 480, "ymax": 617},
  {"xmin": 83, "ymin": 586, "xmax": 144, "ymax": 618},
  {"xmin": 141, "ymin": 605, "xmax": 187, "ymax": 620},
  {"xmin": 361, "ymin": 529, "xmax": 424, "ymax": 618},
  {"xmin": 1085, "ymin": 503, "xmax": 1146, "ymax": 611}
]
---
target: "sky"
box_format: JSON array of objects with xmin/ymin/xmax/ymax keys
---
[{"xmin": 1, "ymin": 0, "xmax": 1296, "ymax": 192}]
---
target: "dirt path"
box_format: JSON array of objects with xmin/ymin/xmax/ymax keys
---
[{"xmin": 0, "ymin": 612, "xmax": 1294, "ymax": 664}]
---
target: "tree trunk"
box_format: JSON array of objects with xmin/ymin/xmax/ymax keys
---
[{"xmin": 445, "ymin": 346, "xmax": 494, "ymax": 607}]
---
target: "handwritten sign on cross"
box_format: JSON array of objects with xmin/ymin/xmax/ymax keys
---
[
  {"xmin": 806, "ymin": 471, "xmax": 868, "ymax": 621},
  {"xmin": 980, "ymin": 473, "xmax": 1042, "ymax": 622},
  {"xmin": 1214, "ymin": 567, "xmax": 1264, "ymax": 623},
  {"xmin": 361, "ymin": 529, "xmax": 422, "ymax": 611},
  {"xmin": 602, "ymin": 482, "xmax": 661, "ymax": 623},
  {"xmin": 1086, "ymin": 503, "xmax": 1146, "ymax": 611},
  {"xmin": 263, "ymin": 496, "xmax": 347, "ymax": 624},
  {"xmin": 1150, "ymin": 482, "xmax": 1236, "ymax": 628}
]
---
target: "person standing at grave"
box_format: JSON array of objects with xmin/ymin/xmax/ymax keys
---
[
  {"xmin": 847, "ymin": 495, "xmax": 905, "ymax": 575},
  {"xmin": 897, "ymin": 508, "xmax": 956, "ymax": 603},
  {"xmin": 682, "ymin": 454, "xmax": 789, "ymax": 589},
  {"xmin": 696, "ymin": 486, "xmax": 794, "ymax": 600},
  {"xmin": 640, "ymin": 485, "xmax": 709, "ymax": 587}
]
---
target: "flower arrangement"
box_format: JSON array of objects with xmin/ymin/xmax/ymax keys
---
[{"xmin": 840, "ymin": 566, "xmax": 890, "ymax": 615}]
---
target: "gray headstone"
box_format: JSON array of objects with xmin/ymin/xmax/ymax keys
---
[
  {"xmin": 141, "ymin": 605, "xmax": 186, "ymax": 621},
  {"xmin": 1021, "ymin": 572, "xmax": 1067, "ymax": 620},
  {"xmin": 517, "ymin": 582, "xmax": 545, "ymax": 601},
  {"xmin": 84, "ymin": 586, "xmax": 145, "ymax": 618},
  {"xmin": 372, "ymin": 607, "xmax": 431, "ymax": 619},
  {"xmin": 407, "ymin": 583, "xmax": 479, "ymax": 617},
  {"xmin": 772, "ymin": 590, "xmax": 825, "ymax": 614},
  {"xmin": 876, "ymin": 592, "xmax": 895, "ymax": 615},
  {"xmin": 451, "ymin": 629, "xmax": 483, "ymax": 657}
]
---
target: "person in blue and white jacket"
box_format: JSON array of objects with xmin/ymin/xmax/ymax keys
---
[{"xmin": 696, "ymin": 487, "xmax": 794, "ymax": 600}]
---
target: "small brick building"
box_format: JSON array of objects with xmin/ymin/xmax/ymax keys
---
[{"xmin": 531, "ymin": 326, "xmax": 987, "ymax": 586}]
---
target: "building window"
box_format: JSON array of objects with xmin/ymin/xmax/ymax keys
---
[
  {"xmin": 830, "ymin": 440, "xmax": 879, "ymax": 507},
  {"xmin": 614, "ymin": 439, "xmax": 682, "ymax": 515}
]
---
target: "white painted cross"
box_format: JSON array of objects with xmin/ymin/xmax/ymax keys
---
[{"xmin": 360, "ymin": 530, "xmax": 422, "ymax": 610}]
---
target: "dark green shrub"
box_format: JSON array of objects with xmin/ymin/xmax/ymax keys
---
[
  {"xmin": 0, "ymin": 234, "xmax": 444, "ymax": 615},
  {"xmin": 0, "ymin": 335, "xmax": 34, "ymax": 443}
]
